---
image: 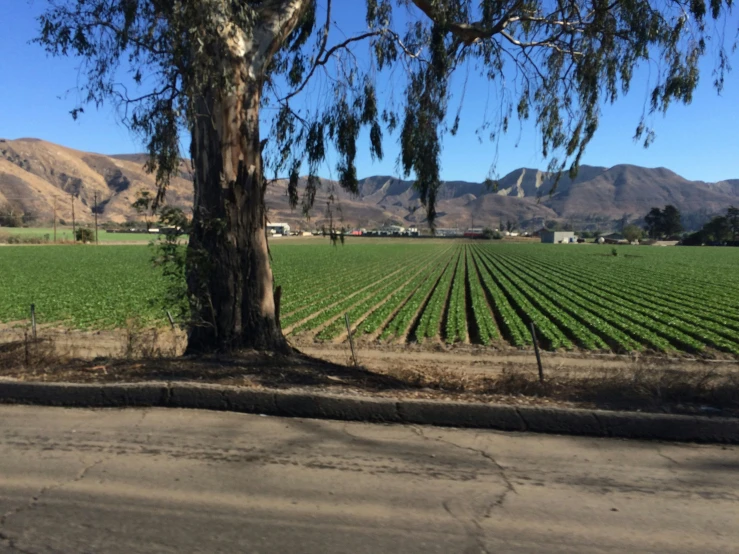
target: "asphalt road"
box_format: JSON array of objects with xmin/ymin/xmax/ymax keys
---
[{"xmin": 1, "ymin": 406, "xmax": 738, "ymax": 553}]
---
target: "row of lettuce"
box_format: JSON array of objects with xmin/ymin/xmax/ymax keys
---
[{"xmin": 278, "ymin": 243, "xmax": 739, "ymax": 355}]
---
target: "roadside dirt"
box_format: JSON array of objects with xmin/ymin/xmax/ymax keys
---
[
  {"xmin": 297, "ymin": 343, "xmax": 739, "ymax": 376},
  {"xmin": 3, "ymin": 323, "xmax": 737, "ymax": 374},
  {"xmin": 2, "ymin": 341, "xmax": 738, "ymax": 418}
]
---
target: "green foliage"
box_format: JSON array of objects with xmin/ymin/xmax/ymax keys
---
[
  {"xmin": 0, "ymin": 202, "xmax": 25, "ymax": 228},
  {"xmin": 3, "ymin": 234, "xmax": 49, "ymax": 245},
  {"xmin": 465, "ymin": 248, "xmax": 498, "ymax": 345},
  {"xmin": 34, "ymin": 0, "xmax": 730, "ymax": 226},
  {"xmin": 75, "ymin": 227, "xmax": 94, "ymax": 243},
  {"xmin": 444, "ymin": 250, "xmax": 467, "ymax": 343},
  {"xmin": 2, "ymin": 241, "xmax": 739, "ymax": 355},
  {"xmin": 623, "ymin": 225, "xmax": 643, "ymax": 243},
  {"xmin": 645, "ymin": 205, "xmax": 683, "ymax": 239},
  {"xmin": 151, "ymin": 207, "xmax": 191, "ymax": 324},
  {"xmin": 416, "ymin": 250, "xmax": 458, "ymax": 341},
  {"xmin": 686, "ymin": 206, "xmax": 739, "ymax": 245},
  {"xmin": 0, "ymin": 246, "xmax": 172, "ymax": 328},
  {"xmin": 131, "ymin": 190, "xmax": 154, "ymax": 229}
]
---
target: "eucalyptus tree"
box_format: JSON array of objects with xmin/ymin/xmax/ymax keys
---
[{"xmin": 36, "ymin": 0, "xmax": 728, "ymax": 354}]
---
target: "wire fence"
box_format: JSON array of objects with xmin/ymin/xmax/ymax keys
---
[{"xmin": 0, "ymin": 306, "xmax": 186, "ymax": 370}]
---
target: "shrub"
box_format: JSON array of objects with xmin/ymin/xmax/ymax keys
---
[
  {"xmin": 4, "ymin": 235, "xmax": 48, "ymax": 244},
  {"xmin": 75, "ymin": 228, "xmax": 95, "ymax": 243},
  {"xmin": 623, "ymin": 224, "xmax": 644, "ymax": 243}
]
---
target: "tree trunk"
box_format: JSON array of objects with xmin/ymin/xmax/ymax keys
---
[{"xmin": 185, "ymin": 80, "xmax": 289, "ymax": 354}]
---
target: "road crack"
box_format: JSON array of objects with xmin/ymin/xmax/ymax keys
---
[
  {"xmin": 413, "ymin": 426, "xmax": 517, "ymax": 508},
  {"xmin": 0, "ymin": 457, "xmax": 105, "ymax": 554},
  {"xmin": 412, "ymin": 426, "xmax": 515, "ymax": 552},
  {"xmin": 657, "ymin": 448, "xmax": 681, "ymax": 467},
  {"xmin": 443, "ymin": 500, "xmax": 491, "ymax": 554}
]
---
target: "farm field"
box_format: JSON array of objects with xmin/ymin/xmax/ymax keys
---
[
  {"xmin": 1, "ymin": 241, "xmax": 738, "ymax": 356},
  {"xmin": 0, "ymin": 227, "xmax": 156, "ymax": 243}
]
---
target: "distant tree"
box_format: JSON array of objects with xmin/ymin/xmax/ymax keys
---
[
  {"xmin": 644, "ymin": 207, "xmax": 663, "ymax": 239},
  {"xmin": 703, "ymin": 216, "xmax": 732, "ymax": 243},
  {"xmin": 623, "ymin": 225, "xmax": 643, "ymax": 243},
  {"xmin": 661, "ymin": 205, "xmax": 683, "ymax": 237},
  {"xmin": 132, "ymin": 190, "xmax": 154, "ymax": 230},
  {"xmin": 35, "ymin": 0, "xmax": 730, "ymax": 355},
  {"xmin": 482, "ymin": 227, "xmax": 502, "ymax": 240},
  {"xmin": 728, "ymin": 206, "xmax": 739, "ymax": 241},
  {"xmin": 21, "ymin": 208, "xmax": 39, "ymax": 226},
  {"xmin": 681, "ymin": 231, "xmax": 704, "ymax": 246},
  {"xmin": 644, "ymin": 205, "xmax": 682, "ymax": 239},
  {"xmin": 0, "ymin": 202, "xmax": 24, "ymax": 228},
  {"xmin": 75, "ymin": 227, "xmax": 95, "ymax": 243}
]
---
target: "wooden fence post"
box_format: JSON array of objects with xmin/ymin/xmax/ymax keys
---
[
  {"xmin": 345, "ymin": 313, "xmax": 358, "ymax": 368},
  {"xmin": 30, "ymin": 304, "xmax": 37, "ymax": 340}
]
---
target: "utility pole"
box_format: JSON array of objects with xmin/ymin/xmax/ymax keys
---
[
  {"xmin": 94, "ymin": 191, "xmax": 99, "ymax": 245},
  {"xmin": 71, "ymin": 192, "xmax": 76, "ymax": 243},
  {"xmin": 53, "ymin": 197, "xmax": 57, "ymax": 243}
]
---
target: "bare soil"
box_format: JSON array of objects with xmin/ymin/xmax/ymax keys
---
[{"xmin": 1, "ymin": 326, "xmax": 738, "ymax": 419}]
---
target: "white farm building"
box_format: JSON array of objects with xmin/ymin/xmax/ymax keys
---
[
  {"xmin": 267, "ymin": 223, "xmax": 290, "ymax": 236},
  {"xmin": 540, "ymin": 231, "xmax": 575, "ymax": 243}
]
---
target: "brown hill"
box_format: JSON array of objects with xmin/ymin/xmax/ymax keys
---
[
  {"xmin": 0, "ymin": 138, "xmax": 193, "ymax": 224},
  {"xmin": 1, "ymin": 137, "xmax": 738, "ymax": 230}
]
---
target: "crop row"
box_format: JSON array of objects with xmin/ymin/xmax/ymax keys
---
[
  {"xmin": 314, "ymin": 248, "xmax": 452, "ymax": 341},
  {"xmin": 477, "ymin": 249, "xmax": 607, "ymax": 350},
  {"xmin": 444, "ymin": 251, "xmax": 468, "ymax": 343},
  {"xmin": 511, "ymin": 252, "xmax": 739, "ymax": 337},
  {"xmin": 464, "ymin": 249, "xmax": 498, "ymax": 345},
  {"xmin": 468, "ymin": 249, "xmax": 530, "ymax": 346},
  {"xmin": 487, "ymin": 251, "xmax": 644, "ymax": 352},
  {"xmin": 414, "ymin": 249, "xmax": 460, "ymax": 342},
  {"xmin": 473, "ymin": 248, "xmax": 660, "ymax": 352},
  {"xmin": 354, "ymin": 248, "xmax": 455, "ymax": 337},
  {"xmin": 474, "ymin": 250, "xmax": 572, "ymax": 349},
  {"xmin": 500, "ymin": 252, "xmax": 739, "ymax": 355},
  {"xmin": 286, "ymin": 248, "xmax": 441, "ymax": 334},
  {"xmin": 481, "ymin": 249, "xmax": 698, "ymax": 352},
  {"xmin": 380, "ymin": 251, "xmax": 457, "ymax": 341}
]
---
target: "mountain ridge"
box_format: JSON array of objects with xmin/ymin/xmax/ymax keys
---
[{"xmin": 1, "ymin": 137, "xmax": 737, "ymax": 230}]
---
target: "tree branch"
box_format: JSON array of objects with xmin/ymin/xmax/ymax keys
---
[
  {"xmin": 281, "ymin": 30, "xmax": 391, "ymax": 102},
  {"xmin": 410, "ymin": 0, "xmax": 525, "ymax": 45}
]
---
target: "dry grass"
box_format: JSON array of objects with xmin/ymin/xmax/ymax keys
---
[
  {"xmin": 381, "ymin": 363, "xmax": 739, "ymax": 416},
  {"xmin": 1, "ymin": 331, "xmax": 738, "ymax": 417},
  {"xmin": 0, "ymin": 336, "xmax": 59, "ymax": 372}
]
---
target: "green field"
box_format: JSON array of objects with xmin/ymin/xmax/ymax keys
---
[
  {"xmin": 0, "ymin": 227, "xmax": 156, "ymax": 242},
  {"xmin": 1, "ymin": 241, "xmax": 738, "ymax": 355}
]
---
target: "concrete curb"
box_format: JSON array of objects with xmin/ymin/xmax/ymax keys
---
[{"xmin": 1, "ymin": 380, "xmax": 737, "ymax": 443}]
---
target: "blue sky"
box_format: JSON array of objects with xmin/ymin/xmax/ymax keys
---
[{"xmin": 1, "ymin": 1, "xmax": 738, "ymax": 182}]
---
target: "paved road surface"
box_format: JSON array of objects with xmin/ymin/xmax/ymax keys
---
[{"xmin": 1, "ymin": 406, "xmax": 738, "ymax": 553}]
